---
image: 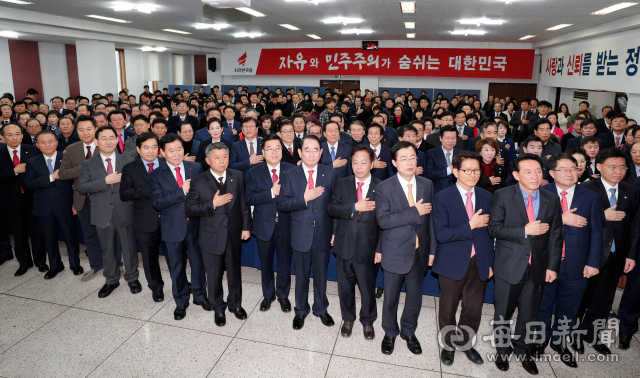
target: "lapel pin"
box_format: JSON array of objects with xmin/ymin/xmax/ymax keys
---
[
  {"xmin": 230, "ymin": 179, "xmax": 233, "ymax": 182},
  {"xmin": 322, "ymin": 174, "xmax": 324, "ymax": 177},
  {"xmin": 624, "ymin": 196, "xmax": 627, "ymax": 199}
]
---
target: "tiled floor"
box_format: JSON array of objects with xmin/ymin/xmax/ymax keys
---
[{"xmin": 0, "ymin": 241, "xmax": 638, "ymax": 378}]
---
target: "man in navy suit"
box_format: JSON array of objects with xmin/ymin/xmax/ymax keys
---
[
  {"xmin": 24, "ymin": 130, "xmax": 83, "ymax": 279},
  {"xmin": 327, "ymin": 145, "xmax": 381, "ymax": 340},
  {"xmin": 278, "ymin": 135, "xmax": 336, "ymax": 330},
  {"xmin": 376, "ymin": 141, "xmax": 436, "ymax": 356},
  {"xmin": 432, "ymin": 151, "xmax": 494, "ymax": 366},
  {"xmin": 371, "ymin": 114, "xmax": 398, "ymax": 148},
  {"xmin": 367, "ymin": 123, "xmax": 394, "ymax": 181},
  {"xmin": 426, "ymin": 126, "xmax": 460, "ymax": 192},
  {"xmin": 395, "ymin": 125, "xmax": 426, "ymax": 177},
  {"xmin": 108, "ymin": 110, "xmax": 135, "ymax": 154},
  {"xmin": 599, "ymin": 113, "xmax": 627, "ymax": 149},
  {"xmin": 320, "ymin": 121, "xmax": 351, "ymax": 181},
  {"xmin": 148, "ymin": 134, "xmax": 208, "ymax": 320},
  {"xmin": 230, "ymin": 117, "xmax": 263, "ymax": 175},
  {"xmin": 167, "ymin": 100, "xmax": 199, "ymax": 134},
  {"xmin": 278, "ymin": 121, "xmax": 301, "ymax": 166},
  {"xmin": 245, "ymin": 134, "xmax": 295, "ymax": 313},
  {"xmin": 454, "ymin": 110, "xmax": 475, "ymax": 149},
  {"xmin": 222, "ymin": 106, "xmax": 242, "ymax": 139}
]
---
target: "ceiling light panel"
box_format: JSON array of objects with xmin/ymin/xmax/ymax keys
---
[
  {"xmin": 0, "ymin": 30, "xmax": 19, "ymax": 38},
  {"xmin": 307, "ymin": 34, "xmax": 322, "ymax": 39},
  {"xmin": 236, "ymin": 7, "xmax": 266, "ymax": 17},
  {"xmin": 195, "ymin": 23, "xmax": 230, "ymax": 30},
  {"xmin": 162, "ymin": 29, "xmax": 192, "ymax": 34},
  {"xmin": 86, "ymin": 15, "xmax": 131, "ymax": 23},
  {"xmin": 404, "ymin": 22, "xmax": 416, "ymax": 29},
  {"xmin": 591, "ymin": 3, "xmax": 637, "ymax": 15},
  {"xmin": 112, "ymin": 2, "xmax": 159, "ymax": 13},
  {"xmin": 279, "ymin": 24, "xmax": 300, "ymax": 30},
  {"xmin": 0, "ymin": 0, "xmax": 33, "ymax": 4},
  {"xmin": 519, "ymin": 35, "xmax": 536, "ymax": 40},
  {"xmin": 323, "ymin": 17, "xmax": 363, "ymax": 25},
  {"xmin": 450, "ymin": 30, "xmax": 486, "ymax": 35},
  {"xmin": 459, "ymin": 17, "xmax": 505, "ymax": 26},
  {"xmin": 234, "ymin": 32, "xmax": 263, "ymax": 38},
  {"xmin": 546, "ymin": 24, "xmax": 572, "ymax": 30},
  {"xmin": 340, "ymin": 29, "xmax": 373, "ymax": 34},
  {"xmin": 406, "ymin": 33, "xmax": 415, "ymax": 38},
  {"xmin": 399, "ymin": 1, "xmax": 416, "ymax": 13}
]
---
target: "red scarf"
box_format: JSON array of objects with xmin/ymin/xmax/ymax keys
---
[{"xmin": 481, "ymin": 160, "xmax": 497, "ymax": 192}]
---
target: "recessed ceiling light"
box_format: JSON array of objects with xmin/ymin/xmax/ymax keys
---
[
  {"xmin": 592, "ymin": 2, "xmax": 637, "ymax": 15},
  {"xmin": 0, "ymin": 0, "xmax": 33, "ymax": 4},
  {"xmin": 285, "ymin": 0, "xmax": 333, "ymax": 4},
  {"xmin": 86, "ymin": 15, "xmax": 131, "ymax": 23},
  {"xmin": 451, "ymin": 30, "xmax": 486, "ymax": 35},
  {"xmin": 399, "ymin": 1, "xmax": 416, "ymax": 13},
  {"xmin": 279, "ymin": 24, "xmax": 300, "ymax": 30},
  {"xmin": 195, "ymin": 23, "xmax": 230, "ymax": 30},
  {"xmin": 404, "ymin": 22, "xmax": 416, "ymax": 29},
  {"xmin": 406, "ymin": 33, "xmax": 415, "ymax": 38},
  {"xmin": 0, "ymin": 30, "xmax": 19, "ymax": 38},
  {"xmin": 236, "ymin": 7, "xmax": 266, "ymax": 17},
  {"xmin": 234, "ymin": 32, "xmax": 263, "ymax": 38},
  {"xmin": 546, "ymin": 24, "xmax": 572, "ymax": 30},
  {"xmin": 112, "ymin": 1, "xmax": 158, "ymax": 13},
  {"xmin": 141, "ymin": 46, "xmax": 167, "ymax": 52},
  {"xmin": 340, "ymin": 29, "xmax": 373, "ymax": 35},
  {"xmin": 323, "ymin": 17, "xmax": 363, "ymax": 25},
  {"xmin": 162, "ymin": 29, "xmax": 192, "ymax": 34},
  {"xmin": 307, "ymin": 34, "xmax": 322, "ymax": 39},
  {"xmin": 519, "ymin": 35, "xmax": 537, "ymax": 40},
  {"xmin": 459, "ymin": 17, "xmax": 505, "ymax": 26}
]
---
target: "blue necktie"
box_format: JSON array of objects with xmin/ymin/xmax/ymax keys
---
[
  {"xmin": 609, "ymin": 188, "xmax": 616, "ymax": 253},
  {"xmin": 331, "ymin": 146, "xmax": 336, "ymax": 162},
  {"xmin": 47, "ymin": 158, "xmax": 54, "ymax": 174}
]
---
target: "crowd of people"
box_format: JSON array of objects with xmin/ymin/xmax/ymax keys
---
[{"xmin": 0, "ymin": 84, "xmax": 639, "ymax": 375}]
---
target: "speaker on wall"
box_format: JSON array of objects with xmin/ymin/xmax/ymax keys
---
[{"xmin": 208, "ymin": 57, "xmax": 217, "ymax": 72}]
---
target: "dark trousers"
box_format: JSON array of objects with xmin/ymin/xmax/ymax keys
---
[
  {"xmin": 576, "ymin": 250, "xmax": 627, "ymax": 343},
  {"xmin": 164, "ymin": 223, "xmax": 206, "ymax": 307},
  {"xmin": 0, "ymin": 211, "xmax": 12, "ymax": 259},
  {"xmin": 95, "ymin": 213, "xmax": 138, "ymax": 285},
  {"xmin": 37, "ymin": 213, "xmax": 80, "ymax": 271},
  {"xmin": 10, "ymin": 205, "xmax": 46, "ymax": 268},
  {"xmin": 382, "ymin": 249, "xmax": 425, "ymax": 338},
  {"xmin": 438, "ymin": 256, "xmax": 488, "ymax": 347},
  {"xmin": 255, "ymin": 221, "xmax": 292, "ymax": 299},
  {"xmin": 618, "ymin": 259, "xmax": 640, "ymax": 336},
  {"xmin": 77, "ymin": 197, "xmax": 105, "ymax": 271},
  {"xmin": 336, "ymin": 254, "xmax": 378, "ymax": 326},
  {"xmin": 201, "ymin": 234, "xmax": 242, "ymax": 313},
  {"xmin": 136, "ymin": 227, "xmax": 169, "ymax": 291},
  {"xmin": 537, "ymin": 261, "xmax": 588, "ymax": 345},
  {"xmin": 493, "ymin": 264, "xmax": 542, "ymax": 357},
  {"xmin": 293, "ymin": 245, "xmax": 330, "ymax": 316}
]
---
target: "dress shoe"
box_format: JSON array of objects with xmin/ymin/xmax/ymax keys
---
[
  {"xmin": 44, "ymin": 266, "xmax": 64, "ymax": 280},
  {"xmin": 229, "ymin": 307, "xmax": 248, "ymax": 320},
  {"xmin": 381, "ymin": 336, "xmax": 396, "ymax": 355},
  {"xmin": 292, "ymin": 314, "xmax": 306, "ymax": 330},
  {"xmin": 260, "ymin": 296, "xmax": 276, "ymax": 312},
  {"xmin": 440, "ymin": 349, "xmax": 455, "ymax": 366},
  {"xmin": 214, "ymin": 312, "xmax": 226, "ymax": 327},
  {"xmin": 71, "ymin": 265, "xmax": 84, "ymax": 276},
  {"xmin": 494, "ymin": 354, "xmax": 509, "ymax": 371},
  {"xmin": 592, "ymin": 342, "xmax": 611, "ymax": 355},
  {"xmin": 278, "ymin": 297, "xmax": 292, "ymax": 313},
  {"xmin": 38, "ymin": 264, "xmax": 49, "ymax": 273},
  {"xmin": 521, "ymin": 355, "xmax": 539, "ymax": 375},
  {"xmin": 549, "ymin": 342, "xmax": 577, "ymax": 368},
  {"xmin": 400, "ymin": 333, "xmax": 422, "ymax": 355},
  {"xmin": 363, "ymin": 325, "xmax": 375, "ymax": 340},
  {"xmin": 530, "ymin": 340, "xmax": 548, "ymax": 359},
  {"xmin": 463, "ymin": 347, "xmax": 484, "ymax": 365},
  {"xmin": 341, "ymin": 321, "xmax": 354, "ymax": 338},
  {"xmin": 193, "ymin": 300, "xmax": 214, "ymax": 311},
  {"xmin": 14, "ymin": 266, "xmax": 30, "ymax": 277},
  {"xmin": 314, "ymin": 312, "xmax": 335, "ymax": 327},
  {"xmin": 128, "ymin": 280, "xmax": 142, "ymax": 294},
  {"xmin": 81, "ymin": 268, "xmax": 101, "ymax": 282},
  {"xmin": 375, "ymin": 287, "xmax": 383, "ymax": 299},
  {"xmin": 152, "ymin": 289, "xmax": 164, "ymax": 302},
  {"xmin": 619, "ymin": 333, "xmax": 631, "ymax": 350},
  {"xmin": 571, "ymin": 337, "xmax": 585, "ymax": 354},
  {"xmin": 98, "ymin": 283, "xmax": 120, "ymax": 298},
  {"xmin": 174, "ymin": 303, "xmax": 189, "ymax": 321},
  {"xmin": 0, "ymin": 254, "xmax": 13, "ymax": 265}
]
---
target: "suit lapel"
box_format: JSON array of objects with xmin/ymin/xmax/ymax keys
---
[
  {"xmin": 510, "ymin": 185, "xmax": 529, "ymax": 222},
  {"xmin": 20, "ymin": 147, "xmax": 32, "ymax": 163},
  {"xmin": 393, "ymin": 175, "xmax": 410, "ymax": 208},
  {"xmin": 55, "ymin": 153, "xmax": 63, "ymax": 170},
  {"xmin": 161, "ymin": 163, "xmax": 179, "ymax": 190},
  {"xmin": 537, "ymin": 189, "xmax": 549, "ymax": 221},
  {"xmin": 295, "ymin": 166, "xmax": 308, "ymax": 190},
  {"xmin": 594, "ymin": 179, "xmax": 611, "ymax": 211},
  {"xmin": 569, "ymin": 185, "xmax": 585, "ymax": 209},
  {"xmin": 617, "ymin": 184, "xmax": 630, "ymax": 213}
]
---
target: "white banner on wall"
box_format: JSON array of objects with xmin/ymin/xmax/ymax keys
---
[
  {"xmin": 540, "ymin": 28, "xmax": 640, "ymax": 94},
  {"xmin": 221, "ymin": 50, "xmax": 262, "ymax": 75}
]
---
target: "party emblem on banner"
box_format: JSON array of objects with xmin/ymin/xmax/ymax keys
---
[{"xmin": 238, "ymin": 52, "xmax": 247, "ymax": 66}]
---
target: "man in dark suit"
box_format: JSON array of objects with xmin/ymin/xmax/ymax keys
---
[
  {"xmin": 427, "ymin": 113, "xmax": 464, "ymax": 150},
  {"xmin": 454, "ymin": 111, "xmax": 475, "ymax": 150},
  {"xmin": 327, "ymin": 145, "xmax": 381, "ymax": 340},
  {"xmin": 595, "ymin": 107, "xmax": 614, "ymax": 135},
  {"xmin": 367, "ymin": 123, "xmax": 394, "ymax": 181},
  {"xmin": 509, "ymin": 100, "xmax": 535, "ymax": 144},
  {"xmin": 487, "ymin": 154, "xmax": 563, "ymax": 375},
  {"xmin": 278, "ymin": 135, "xmax": 336, "ymax": 330},
  {"xmin": 567, "ymin": 119, "xmax": 597, "ymax": 150},
  {"xmin": 229, "ymin": 117, "xmax": 263, "ymax": 175},
  {"xmin": 108, "ymin": 110, "xmax": 135, "ymax": 154},
  {"xmin": 249, "ymin": 93, "xmax": 266, "ymax": 117},
  {"xmin": 185, "ymin": 141, "xmax": 252, "ymax": 326},
  {"xmin": 531, "ymin": 154, "xmax": 602, "ymax": 368},
  {"xmin": 350, "ymin": 96, "xmax": 371, "ymax": 123},
  {"xmin": 627, "ymin": 141, "xmax": 640, "ymax": 184},
  {"xmin": 285, "ymin": 93, "xmax": 302, "ymax": 117},
  {"xmin": 167, "ymin": 100, "xmax": 199, "ymax": 134},
  {"xmin": 278, "ymin": 122, "xmax": 300, "ymax": 166},
  {"xmin": 222, "ymin": 106, "xmax": 242, "ymax": 139},
  {"xmin": 376, "ymin": 141, "xmax": 436, "ymax": 356},
  {"xmin": 599, "ymin": 113, "xmax": 627, "ymax": 149},
  {"xmin": 432, "ymin": 151, "xmax": 494, "ymax": 366},
  {"xmin": 320, "ymin": 121, "xmax": 352, "ymax": 181},
  {"xmin": 0, "ymin": 124, "xmax": 46, "ymax": 276},
  {"xmin": 119, "ymin": 133, "xmax": 169, "ymax": 303},
  {"xmin": 245, "ymin": 134, "xmax": 295, "ymax": 313},
  {"xmin": 24, "ymin": 130, "xmax": 83, "ymax": 279},
  {"xmin": 561, "ymin": 116, "xmax": 585, "ymax": 151},
  {"xmin": 574, "ymin": 148, "xmax": 640, "ymax": 355},
  {"xmin": 374, "ymin": 114, "xmax": 399, "ymax": 148},
  {"xmin": 425, "ymin": 126, "xmax": 460, "ymax": 193},
  {"xmin": 22, "ymin": 118, "xmax": 42, "ymax": 145},
  {"xmin": 78, "ymin": 126, "xmax": 140, "ymax": 298}
]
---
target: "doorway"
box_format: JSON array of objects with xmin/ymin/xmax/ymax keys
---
[
  {"xmin": 320, "ymin": 80, "xmax": 360, "ymax": 95},
  {"xmin": 487, "ymin": 83, "xmax": 538, "ymax": 104}
]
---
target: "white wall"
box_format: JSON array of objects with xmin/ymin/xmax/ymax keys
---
[
  {"xmin": 124, "ymin": 49, "xmax": 145, "ymax": 95},
  {"xmin": 38, "ymin": 42, "xmax": 69, "ymax": 101},
  {"xmin": 184, "ymin": 55, "xmax": 194, "ymax": 85},
  {"xmin": 206, "ymin": 53, "xmax": 221, "ymax": 87},
  {"xmin": 626, "ymin": 94, "xmax": 640, "ymax": 120},
  {"xmin": 172, "ymin": 55, "xmax": 185, "ymax": 84},
  {"xmin": 157, "ymin": 52, "xmax": 172, "ymax": 91},
  {"xmin": 0, "ymin": 39, "xmax": 14, "ymax": 96},
  {"xmin": 76, "ymin": 40, "xmax": 118, "ymax": 97}
]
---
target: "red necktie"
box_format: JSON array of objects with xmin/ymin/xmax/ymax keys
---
[
  {"xmin": 615, "ymin": 137, "xmax": 621, "ymax": 147},
  {"xmin": 288, "ymin": 147, "xmax": 293, "ymax": 155},
  {"xmin": 218, "ymin": 176, "xmax": 224, "ymax": 186},
  {"xmin": 13, "ymin": 150, "xmax": 23, "ymax": 194},
  {"xmin": 106, "ymin": 158, "xmax": 113, "ymax": 188},
  {"xmin": 272, "ymin": 168, "xmax": 278, "ymax": 183},
  {"xmin": 147, "ymin": 163, "xmax": 154, "ymax": 172},
  {"xmin": 356, "ymin": 181, "xmax": 364, "ymax": 214},
  {"xmin": 175, "ymin": 167, "xmax": 183, "ymax": 188},
  {"xmin": 526, "ymin": 195, "xmax": 535, "ymax": 264},
  {"xmin": 560, "ymin": 191, "xmax": 568, "ymax": 258},
  {"xmin": 307, "ymin": 170, "xmax": 314, "ymax": 189},
  {"xmin": 465, "ymin": 192, "xmax": 475, "ymax": 258},
  {"xmin": 118, "ymin": 134, "xmax": 124, "ymax": 152},
  {"xmin": 86, "ymin": 146, "xmax": 92, "ymax": 159},
  {"xmin": 374, "ymin": 149, "xmax": 378, "ymax": 159},
  {"xmin": 249, "ymin": 141, "xmax": 255, "ymax": 155}
]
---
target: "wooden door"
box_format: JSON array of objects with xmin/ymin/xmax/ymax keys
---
[
  {"xmin": 487, "ymin": 83, "xmax": 538, "ymax": 104},
  {"xmin": 320, "ymin": 80, "xmax": 360, "ymax": 95}
]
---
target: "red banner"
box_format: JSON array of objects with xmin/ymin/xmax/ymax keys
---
[{"xmin": 255, "ymin": 48, "xmax": 535, "ymax": 79}]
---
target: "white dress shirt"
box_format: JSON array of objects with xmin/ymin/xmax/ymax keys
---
[
  {"xmin": 8, "ymin": 145, "xmax": 20, "ymax": 176},
  {"xmin": 613, "ymin": 132, "xmax": 624, "ymax": 147},
  {"xmin": 44, "ymin": 151, "xmax": 58, "ymax": 182},
  {"xmin": 303, "ymin": 164, "xmax": 319, "ymax": 205},
  {"xmin": 245, "ymin": 138, "xmax": 257, "ymax": 155},
  {"xmin": 267, "ymin": 163, "xmax": 280, "ymax": 198},
  {"xmin": 167, "ymin": 160, "xmax": 187, "ymax": 194},
  {"xmin": 456, "ymin": 183, "xmax": 475, "ymax": 211},
  {"xmin": 601, "ymin": 178, "xmax": 619, "ymax": 202},
  {"xmin": 327, "ymin": 140, "xmax": 339, "ymax": 157},
  {"xmin": 555, "ymin": 184, "xmax": 576, "ymax": 209},
  {"xmin": 442, "ymin": 146, "xmax": 453, "ymax": 175},
  {"xmin": 100, "ymin": 152, "xmax": 116, "ymax": 173},
  {"xmin": 369, "ymin": 143, "xmax": 380, "ymax": 158},
  {"xmin": 83, "ymin": 141, "xmax": 97, "ymax": 158},
  {"xmin": 355, "ymin": 174, "xmax": 371, "ymax": 206},
  {"xmin": 397, "ymin": 174, "xmax": 417, "ymax": 205}
]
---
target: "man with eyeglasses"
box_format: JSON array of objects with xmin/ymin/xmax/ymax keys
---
[
  {"xmin": 230, "ymin": 117, "xmax": 263, "ymax": 176},
  {"xmin": 278, "ymin": 122, "xmax": 300, "ymax": 166},
  {"xmin": 532, "ymin": 153, "xmax": 603, "ymax": 367},
  {"xmin": 22, "ymin": 118, "xmax": 42, "ymax": 145},
  {"xmin": 575, "ymin": 148, "xmax": 640, "ymax": 355},
  {"xmin": 426, "ymin": 125, "xmax": 461, "ymax": 193}
]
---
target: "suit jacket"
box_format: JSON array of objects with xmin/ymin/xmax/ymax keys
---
[
  {"xmin": 426, "ymin": 130, "xmax": 464, "ymax": 150},
  {"xmin": 281, "ymin": 140, "xmax": 301, "ymax": 166},
  {"xmin": 541, "ymin": 183, "xmax": 603, "ymax": 279},
  {"xmin": 123, "ymin": 135, "xmax": 138, "ymax": 158},
  {"xmin": 77, "ymin": 153, "xmax": 134, "ymax": 229},
  {"xmin": 0, "ymin": 144, "xmax": 38, "ymax": 213},
  {"xmin": 595, "ymin": 118, "xmax": 610, "ymax": 136},
  {"xmin": 245, "ymin": 162, "xmax": 295, "ymax": 241},
  {"xmin": 24, "ymin": 152, "xmax": 74, "ymax": 217},
  {"xmin": 168, "ymin": 114, "xmax": 199, "ymax": 134},
  {"xmin": 185, "ymin": 169, "xmax": 252, "ymax": 253},
  {"xmin": 56, "ymin": 133, "xmax": 80, "ymax": 152},
  {"xmin": 119, "ymin": 157, "xmax": 164, "ymax": 233},
  {"xmin": 487, "ymin": 185, "xmax": 564, "ymax": 286},
  {"xmin": 320, "ymin": 141, "xmax": 352, "ymax": 181},
  {"xmin": 432, "ymin": 185, "xmax": 495, "ymax": 281},
  {"xmin": 371, "ymin": 144, "xmax": 394, "ymax": 181},
  {"xmin": 277, "ymin": 164, "xmax": 334, "ymax": 252},
  {"xmin": 147, "ymin": 160, "xmax": 202, "ymax": 242},
  {"xmin": 455, "ymin": 125, "xmax": 475, "ymax": 149},
  {"xmin": 22, "ymin": 134, "xmax": 37, "ymax": 146},
  {"xmin": 285, "ymin": 102, "xmax": 302, "ymax": 117},
  {"xmin": 381, "ymin": 127, "xmax": 399, "ymax": 148},
  {"xmin": 115, "ymin": 130, "xmax": 135, "ymax": 154},
  {"xmin": 195, "ymin": 138, "xmax": 233, "ymax": 171},
  {"xmin": 510, "ymin": 110, "xmax": 535, "ymax": 144},
  {"xmin": 477, "ymin": 162, "xmax": 507, "ymax": 192},
  {"xmin": 327, "ymin": 175, "xmax": 382, "ymax": 264},
  {"xmin": 425, "ymin": 147, "xmax": 460, "ymax": 192},
  {"xmin": 58, "ymin": 141, "xmax": 94, "ymax": 211},
  {"xmin": 195, "ymin": 126, "xmax": 234, "ymax": 143},
  {"xmin": 248, "ymin": 103, "xmax": 265, "ymax": 117},
  {"xmin": 230, "ymin": 138, "xmax": 263, "ymax": 174},
  {"xmin": 375, "ymin": 174, "xmax": 436, "ymax": 275},
  {"xmin": 599, "ymin": 131, "xmax": 625, "ymax": 150},
  {"xmin": 582, "ymin": 178, "xmax": 640, "ymax": 263}
]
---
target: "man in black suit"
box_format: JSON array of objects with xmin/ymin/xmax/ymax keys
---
[
  {"xmin": 367, "ymin": 123, "xmax": 394, "ymax": 181},
  {"xmin": 561, "ymin": 116, "xmax": 585, "ymax": 151},
  {"xmin": 599, "ymin": 113, "xmax": 627, "ymax": 149},
  {"xmin": 425, "ymin": 126, "xmax": 461, "ymax": 193},
  {"xmin": 24, "ymin": 130, "xmax": 84, "ymax": 279},
  {"xmin": 488, "ymin": 154, "xmax": 563, "ymax": 375},
  {"xmin": 168, "ymin": 100, "xmax": 199, "ymax": 134},
  {"xmin": 350, "ymin": 96, "xmax": 371, "ymax": 123},
  {"xmin": 453, "ymin": 110, "xmax": 475, "ymax": 150},
  {"xmin": 278, "ymin": 121, "xmax": 301, "ymax": 165},
  {"xmin": 108, "ymin": 110, "xmax": 135, "ymax": 155},
  {"xmin": 376, "ymin": 141, "xmax": 436, "ymax": 356},
  {"xmin": 574, "ymin": 148, "xmax": 640, "ymax": 355},
  {"xmin": 327, "ymin": 145, "xmax": 381, "ymax": 340},
  {"xmin": 22, "ymin": 118, "xmax": 42, "ymax": 145},
  {"xmin": 320, "ymin": 121, "xmax": 352, "ymax": 181},
  {"xmin": 185, "ymin": 141, "xmax": 252, "ymax": 326},
  {"xmin": 119, "ymin": 133, "xmax": 169, "ymax": 303},
  {"xmin": 248, "ymin": 93, "xmax": 266, "ymax": 117},
  {"xmin": 0, "ymin": 124, "xmax": 46, "ymax": 276},
  {"xmin": 285, "ymin": 93, "xmax": 302, "ymax": 117},
  {"xmin": 595, "ymin": 106, "xmax": 614, "ymax": 136},
  {"xmin": 510, "ymin": 100, "xmax": 535, "ymax": 144}
]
